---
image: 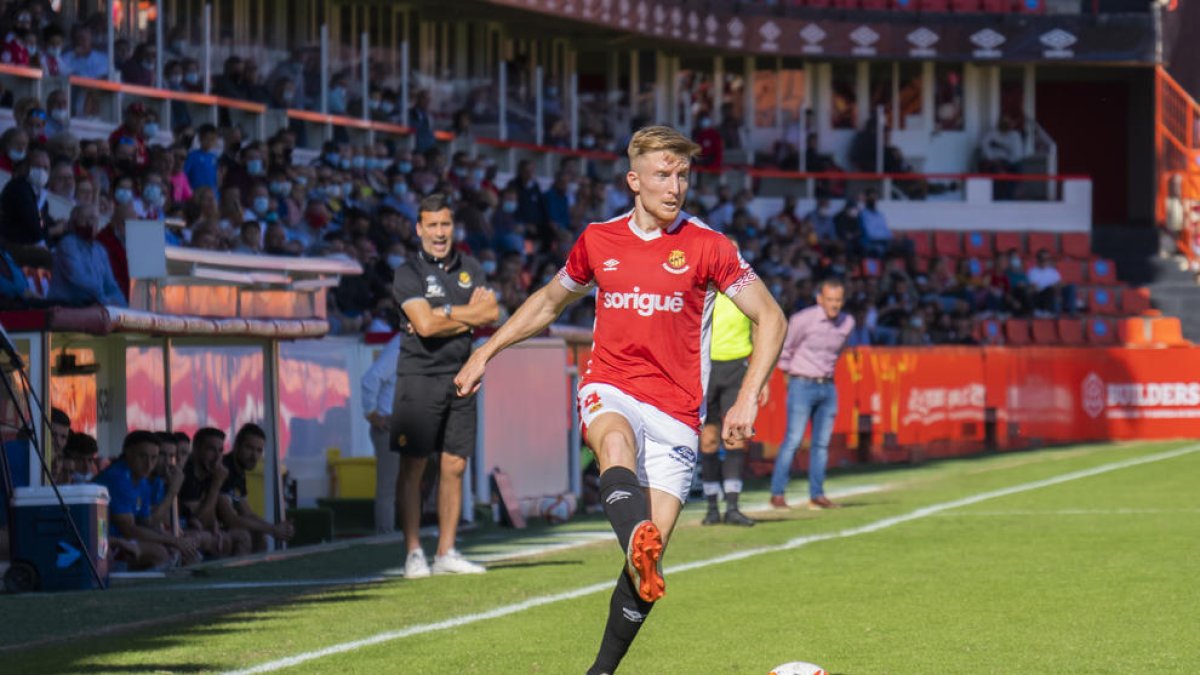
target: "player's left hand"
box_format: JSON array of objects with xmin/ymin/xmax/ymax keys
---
[
  {"xmin": 722, "ymin": 397, "xmax": 758, "ymax": 446},
  {"xmin": 454, "ymin": 350, "xmax": 487, "ymax": 397}
]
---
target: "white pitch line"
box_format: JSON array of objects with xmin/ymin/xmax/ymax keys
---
[
  {"xmin": 225, "ymin": 444, "xmax": 1199, "ymax": 675},
  {"xmin": 934, "ymin": 508, "xmax": 1200, "ymax": 517}
]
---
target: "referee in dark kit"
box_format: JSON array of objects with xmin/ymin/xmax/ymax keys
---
[{"xmin": 392, "ymin": 193, "xmax": 498, "ymax": 579}]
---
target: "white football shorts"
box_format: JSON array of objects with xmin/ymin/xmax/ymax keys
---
[{"xmin": 577, "ymin": 382, "xmax": 698, "ymax": 503}]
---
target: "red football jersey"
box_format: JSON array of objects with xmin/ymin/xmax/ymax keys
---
[{"xmin": 557, "ymin": 211, "xmax": 757, "ymax": 430}]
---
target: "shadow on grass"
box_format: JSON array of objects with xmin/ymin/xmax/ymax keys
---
[{"xmin": 485, "ymin": 559, "xmax": 585, "ymax": 571}]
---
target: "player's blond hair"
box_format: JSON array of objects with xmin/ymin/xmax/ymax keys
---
[{"xmin": 627, "ymin": 125, "xmax": 701, "ymax": 163}]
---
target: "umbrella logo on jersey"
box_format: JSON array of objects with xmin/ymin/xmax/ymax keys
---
[
  {"xmin": 458, "ymin": 271, "xmax": 472, "ymax": 288},
  {"xmin": 663, "ymin": 249, "xmax": 690, "ymax": 275}
]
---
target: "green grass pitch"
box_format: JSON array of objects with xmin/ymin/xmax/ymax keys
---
[{"xmin": 2, "ymin": 440, "xmax": 1198, "ymax": 673}]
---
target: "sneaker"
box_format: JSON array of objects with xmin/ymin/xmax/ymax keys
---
[
  {"xmin": 625, "ymin": 520, "xmax": 665, "ymax": 602},
  {"xmin": 723, "ymin": 508, "xmax": 756, "ymax": 527},
  {"xmin": 404, "ymin": 548, "xmax": 431, "ymax": 579},
  {"xmin": 431, "ymin": 549, "xmax": 487, "ymax": 575},
  {"xmin": 701, "ymin": 507, "xmax": 722, "ymax": 525}
]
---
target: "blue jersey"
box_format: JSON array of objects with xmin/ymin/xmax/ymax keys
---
[{"xmin": 93, "ymin": 458, "xmax": 151, "ymax": 522}]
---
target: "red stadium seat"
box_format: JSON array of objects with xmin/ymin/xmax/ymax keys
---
[
  {"xmin": 1087, "ymin": 287, "xmax": 1119, "ymax": 315},
  {"xmin": 1061, "ymin": 232, "xmax": 1091, "ymax": 260},
  {"xmin": 861, "ymin": 258, "xmax": 883, "ymax": 278},
  {"xmin": 1119, "ymin": 286, "xmax": 1152, "ymax": 315},
  {"xmin": 1026, "ymin": 232, "xmax": 1058, "ymax": 256},
  {"xmin": 892, "ymin": 0, "xmax": 920, "ymax": 9},
  {"xmin": 1004, "ymin": 319, "xmax": 1031, "ymax": 345},
  {"xmin": 952, "ymin": 0, "xmax": 982, "ymax": 10},
  {"xmin": 964, "ymin": 232, "xmax": 992, "ymax": 259},
  {"xmin": 934, "ymin": 231, "xmax": 962, "ymax": 256},
  {"xmin": 1030, "ymin": 319, "xmax": 1059, "ymax": 344},
  {"xmin": 976, "ymin": 319, "xmax": 1004, "ymax": 345},
  {"xmin": 982, "ymin": 0, "xmax": 1012, "ymax": 11},
  {"xmin": 1087, "ymin": 258, "xmax": 1117, "ymax": 285},
  {"xmin": 1057, "ymin": 260, "xmax": 1085, "ymax": 286},
  {"xmin": 860, "ymin": 0, "xmax": 889, "ymax": 8},
  {"xmin": 833, "ymin": 0, "xmax": 859, "ymax": 7},
  {"xmin": 1017, "ymin": 0, "xmax": 1045, "ymax": 12},
  {"xmin": 1086, "ymin": 318, "xmax": 1118, "ymax": 345},
  {"xmin": 994, "ymin": 231, "xmax": 1022, "ymax": 256},
  {"xmin": 904, "ymin": 231, "xmax": 932, "ymax": 258},
  {"xmin": 1057, "ymin": 318, "xmax": 1085, "ymax": 345},
  {"xmin": 920, "ymin": 0, "xmax": 951, "ymax": 9},
  {"xmin": 806, "ymin": 0, "xmax": 832, "ymax": 7}
]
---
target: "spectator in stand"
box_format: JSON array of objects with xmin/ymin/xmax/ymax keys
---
[
  {"xmin": 544, "ymin": 171, "xmax": 572, "ymax": 231},
  {"xmin": 45, "ymin": 88, "xmax": 69, "ymax": 136},
  {"xmin": 1028, "ymin": 249, "xmax": 1076, "ymax": 317},
  {"xmin": 48, "ymin": 204, "xmax": 127, "ymax": 307},
  {"xmin": 0, "ymin": 126, "xmax": 28, "ymax": 172},
  {"xmin": 165, "ymin": 26, "xmax": 189, "ymax": 60},
  {"xmin": 41, "ymin": 25, "xmax": 64, "ymax": 75},
  {"xmin": 47, "ymin": 156, "xmax": 73, "ymax": 199},
  {"xmin": 93, "ymin": 431, "xmax": 199, "ymax": 570},
  {"xmin": 213, "ymin": 55, "xmax": 248, "ymax": 101},
  {"xmin": 833, "ymin": 198, "xmax": 863, "ymax": 258},
  {"xmin": 61, "ymin": 23, "xmax": 107, "ymax": 81},
  {"xmin": 242, "ymin": 59, "xmax": 270, "ymax": 104},
  {"xmin": 96, "ymin": 202, "xmax": 133, "ymax": 302},
  {"xmin": 120, "ymin": 41, "xmax": 156, "ymax": 86},
  {"xmin": 978, "ymin": 115, "xmax": 1024, "ymax": 199},
  {"xmin": 184, "ymin": 124, "xmax": 220, "ymax": 193},
  {"xmin": 1004, "ymin": 249, "xmax": 1034, "ymax": 315},
  {"xmin": 409, "ymin": 89, "xmax": 436, "ymax": 154},
  {"xmin": 218, "ymin": 423, "xmax": 294, "ymax": 552},
  {"xmin": 21, "ymin": 105, "xmax": 47, "ymax": 145},
  {"xmin": 178, "ymin": 427, "xmax": 252, "ymax": 557},
  {"xmin": 0, "ymin": 235, "xmax": 34, "ymax": 306},
  {"xmin": 361, "ymin": 331, "xmax": 402, "ymax": 534},
  {"xmin": 108, "ymin": 103, "xmax": 149, "ymax": 169},
  {"xmin": 181, "ymin": 58, "xmax": 203, "ymax": 92},
  {"xmin": 693, "ymin": 113, "xmax": 723, "ymax": 170},
  {"xmin": 0, "ymin": 146, "xmax": 53, "ymax": 267},
  {"xmin": 858, "ymin": 189, "xmax": 909, "ymax": 260},
  {"xmin": 233, "ymin": 220, "xmax": 262, "ymax": 254},
  {"xmin": 509, "ymin": 158, "xmax": 548, "ymax": 234},
  {"xmin": 805, "ymin": 196, "xmax": 837, "ymax": 242},
  {"xmin": 1, "ymin": 27, "xmax": 32, "ymax": 66}
]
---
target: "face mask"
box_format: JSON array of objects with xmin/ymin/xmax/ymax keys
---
[
  {"xmin": 172, "ymin": 39, "xmax": 186, "ymax": 54},
  {"xmin": 253, "ymin": 196, "xmax": 270, "ymax": 214},
  {"xmin": 325, "ymin": 152, "xmax": 340, "ymax": 166},
  {"xmin": 481, "ymin": 259, "xmax": 497, "ymax": 276},
  {"xmin": 144, "ymin": 122, "xmax": 160, "ymax": 138},
  {"xmin": 47, "ymin": 46, "xmax": 61, "ymax": 58},
  {"xmin": 26, "ymin": 46, "xmax": 38, "ymax": 57},
  {"xmin": 502, "ymin": 200, "xmax": 517, "ymax": 214},
  {"xmin": 281, "ymin": 88, "xmax": 295, "ymax": 103},
  {"xmin": 185, "ymin": 72, "xmax": 200, "ymax": 85},
  {"xmin": 392, "ymin": 182, "xmax": 408, "ymax": 197},
  {"xmin": 8, "ymin": 149, "xmax": 25, "ymax": 162},
  {"xmin": 270, "ymin": 181, "xmax": 290, "ymax": 196},
  {"xmin": 246, "ymin": 159, "xmax": 264, "ymax": 176},
  {"xmin": 325, "ymin": 185, "xmax": 342, "ymax": 199},
  {"xmin": 386, "ymin": 254, "xmax": 406, "ymax": 270},
  {"xmin": 114, "ymin": 188, "xmax": 134, "ymax": 204},
  {"xmin": 294, "ymin": 175, "xmax": 308, "ymax": 187},
  {"xmin": 28, "ymin": 167, "xmax": 48, "ymax": 188},
  {"xmin": 329, "ymin": 87, "xmax": 347, "ymax": 112},
  {"xmin": 454, "ymin": 226, "xmax": 466, "ymax": 242},
  {"xmin": 472, "ymin": 168, "xmax": 486, "ymax": 182},
  {"xmin": 142, "ymin": 59, "xmax": 154, "ymax": 70},
  {"xmin": 49, "ymin": 107, "xmax": 68, "ymax": 124},
  {"xmin": 143, "ymin": 184, "xmax": 163, "ymax": 205},
  {"xmin": 453, "ymin": 166, "xmax": 468, "ymax": 178},
  {"xmin": 381, "ymin": 101, "xmax": 395, "ymax": 114},
  {"xmin": 168, "ymin": 74, "xmax": 182, "ymax": 88},
  {"xmin": 546, "ymin": 86, "xmax": 558, "ymax": 98},
  {"xmin": 342, "ymin": 182, "xmax": 354, "ymax": 198},
  {"xmin": 351, "ymin": 155, "xmax": 366, "ymax": 169},
  {"xmin": 368, "ymin": 98, "xmax": 381, "ymax": 110},
  {"xmin": 397, "ymin": 161, "xmax": 412, "ymax": 174},
  {"xmin": 699, "ymin": 118, "xmax": 712, "ymax": 129},
  {"xmin": 581, "ymin": 136, "xmax": 595, "ymax": 148},
  {"xmin": 339, "ymin": 158, "xmax": 351, "ymax": 170},
  {"xmin": 1010, "ymin": 257, "xmax": 1022, "ymax": 270}
]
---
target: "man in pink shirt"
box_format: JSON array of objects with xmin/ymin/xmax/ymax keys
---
[{"xmin": 771, "ymin": 278, "xmax": 854, "ymax": 510}]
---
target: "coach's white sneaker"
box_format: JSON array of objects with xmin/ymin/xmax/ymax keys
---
[
  {"xmin": 404, "ymin": 548, "xmax": 431, "ymax": 579},
  {"xmin": 432, "ymin": 549, "xmax": 487, "ymax": 575}
]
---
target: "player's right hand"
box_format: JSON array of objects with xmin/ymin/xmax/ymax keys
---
[{"xmin": 454, "ymin": 351, "xmax": 487, "ymax": 397}]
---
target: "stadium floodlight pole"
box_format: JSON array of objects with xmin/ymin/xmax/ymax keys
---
[
  {"xmin": 203, "ymin": 4, "xmax": 212, "ymax": 94},
  {"xmin": 535, "ymin": 65, "xmax": 544, "ymax": 146},
  {"xmin": 106, "ymin": 0, "xmax": 115, "ymax": 82},
  {"xmin": 498, "ymin": 59, "xmax": 507, "ymax": 141}
]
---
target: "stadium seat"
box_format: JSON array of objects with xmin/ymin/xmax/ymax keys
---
[
  {"xmin": 1004, "ymin": 319, "xmax": 1031, "ymax": 345},
  {"xmin": 1030, "ymin": 319, "xmax": 1059, "ymax": 344},
  {"xmin": 982, "ymin": 0, "xmax": 1012, "ymax": 11},
  {"xmin": 1088, "ymin": 258, "xmax": 1117, "ymax": 285},
  {"xmin": 904, "ymin": 231, "xmax": 932, "ymax": 258},
  {"xmin": 833, "ymin": 0, "xmax": 859, "ymax": 8},
  {"xmin": 892, "ymin": 0, "xmax": 920, "ymax": 9},
  {"xmin": 1061, "ymin": 232, "xmax": 1091, "ymax": 260},
  {"xmin": 1151, "ymin": 317, "xmax": 1188, "ymax": 346},
  {"xmin": 934, "ymin": 231, "xmax": 962, "ymax": 256},
  {"xmin": 976, "ymin": 319, "xmax": 1004, "ymax": 345},
  {"xmin": 964, "ymin": 232, "xmax": 992, "ymax": 259},
  {"xmin": 1057, "ymin": 318, "xmax": 1085, "ymax": 345},
  {"xmin": 1087, "ymin": 287, "xmax": 1119, "ymax": 315},
  {"xmin": 806, "ymin": 0, "xmax": 832, "ymax": 7},
  {"xmin": 860, "ymin": 0, "xmax": 889, "ymax": 8},
  {"xmin": 1017, "ymin": 0, "xmax": 1045, "ymax": 12},
  {"xmin": 1115, "ymin": 317, "xmax": 1152, "ymax": 346},
  {"xmin": 861, "ymin": 258, "xmax": 883, "ymax": 277},
  {"xmin": 994, "ymin": 231, "xmax": 1022, "ymax": 256},
  {"xmin": 1086, "ymin": 318, "xmax": 1118, "ymax": 345},
  {"xmin": 1026, "ymin": 232, "xmax": 1058, "ymax": 256},
  {"xmin": 1119, "ymin": 286, "xmax": 1152, "ymax": 315},
  {"xmin": 1057, "ymin": 260, "xmax": 1085, "ymax": 286},
  {"xmin": 951, "ymin": 0, "xmax": 982, "ymax": 10}
]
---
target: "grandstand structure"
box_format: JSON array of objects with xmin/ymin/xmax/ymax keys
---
[{"xmin": 0, "ymin": 0, "xmax": 1198, "ymax": 555}]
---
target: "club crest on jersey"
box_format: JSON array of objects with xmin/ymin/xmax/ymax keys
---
[
  {"xmin": 425, "ymin": 274, "xmax": 445, "ymax": 298},
  {"xmin": 663, "ymin": 249, "xmax": 690, "ymax": 275},
  {"xmin": 457, "ymin": 271, "xmax": 472, "ymax": 288}
]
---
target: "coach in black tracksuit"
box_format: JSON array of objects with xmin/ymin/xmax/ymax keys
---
[{"xmin": 392, "ymin": 193, "xmax": 498, "ymax": 578}]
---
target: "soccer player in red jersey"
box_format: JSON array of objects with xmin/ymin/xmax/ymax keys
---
[{"xmin": 455, "ymin": 126, "xmax": 786, "ymax": 674}]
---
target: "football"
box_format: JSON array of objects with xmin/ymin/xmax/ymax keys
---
[
  {"xmin": 768, "ymin": 662, "xmax": 828, "ymax": 675},
  {"xmin": 538, "ymin": 494, "xmax": 576, "ymax": 524}
]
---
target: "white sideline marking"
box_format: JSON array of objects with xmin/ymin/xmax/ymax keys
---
[
  {"xmin": 225, "ymin": 444, "xmax": 1198, "ymax": 675},
  {"xmin": 934, "ymin": 508, "xmax": 1200, "ymax": 517}
]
